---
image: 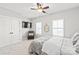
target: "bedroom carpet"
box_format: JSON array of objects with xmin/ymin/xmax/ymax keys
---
[{"xmin": 0, "ymin": 40, "xmax": 33, "ymax": 55}]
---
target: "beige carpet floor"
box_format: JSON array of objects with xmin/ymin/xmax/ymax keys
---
[{"xmin": 0, "ymin": 40, "xmax": 33, "ymax": 55}]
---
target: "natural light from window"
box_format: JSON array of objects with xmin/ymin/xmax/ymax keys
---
[
  {"xmin": 52, "ymin": 19, "xmax": 64, "ymax": 37},
  {"xmin": 36, "ymin": 22, "xmax": 42, "ymax": 35}
]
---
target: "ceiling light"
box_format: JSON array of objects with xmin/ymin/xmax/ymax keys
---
[{"xmin": 37, "ymin": 9, "xmax": 43, "ymax": 12}]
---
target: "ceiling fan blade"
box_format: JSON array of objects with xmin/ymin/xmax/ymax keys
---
[
  {"xmin": 43, "ymin": 6, "xmax": 49, "ymax": 9},
  {"xmin": 37, "ymin": 3, "xmax": 42, "ymax": 9},
  {"xmin": 31, "ymin": 8, "xmax": 37, "ymax": 10},
  {"xmin": 42, "ymin": 10, "xmax": 46, "ymax": 13},
  {"xmin": 37, "ymin": 3, "xmax": 41, "ymax": 6}
]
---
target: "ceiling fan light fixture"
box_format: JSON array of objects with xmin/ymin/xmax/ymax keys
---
[
  {"xmin": 37, "ymin": 9, "xmax": 42, "ymax": 12},
  {"xmin": 31, "ymin": 3, "xmax": 49, "ymax": 13}
]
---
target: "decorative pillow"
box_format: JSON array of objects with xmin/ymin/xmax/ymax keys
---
[
  {"xmin": 72, "ymin": 32, "xmax": 79, "ymax": 45},
  {"xmin": 73, "ymin": 37, "xmax": 79, "ymax": 46},
  {"xmin": 75, "ymin": 45, "xmax": 79, "ymax": 53}
]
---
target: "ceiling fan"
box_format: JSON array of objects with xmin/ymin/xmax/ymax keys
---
[{"xmin": 30, "ymin": 3, "xmax": 49, "ymax": 13}]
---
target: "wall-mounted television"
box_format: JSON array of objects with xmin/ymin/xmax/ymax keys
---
[{"xmin": 22, "ymin": 21, "xmax": 32, "ymax": 28}]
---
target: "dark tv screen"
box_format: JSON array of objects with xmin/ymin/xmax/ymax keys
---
[
  {"xmin": 22, "ymin": 21, "xmax": 32, "ymax": 28},
  {"xmin": 22, "ymin": 21, "xmax": 28, "ymax": 28}
]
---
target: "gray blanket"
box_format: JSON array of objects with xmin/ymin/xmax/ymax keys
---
[{"xmin": 28, "ymin": 36, "xmax": 50, "ymax": 55}]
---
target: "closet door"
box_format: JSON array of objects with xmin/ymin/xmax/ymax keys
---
[{"xmin": 11, "ymin": 19, "xmax": 20, "ymax": 43}]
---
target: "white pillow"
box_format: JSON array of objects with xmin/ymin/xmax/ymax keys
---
[
  {"xmin": 74, "ymin": 38, "xmax": 79, "ymax": 54},
  {"xmin": 72, "ymin": 33, "xmax": 79, "ymax": 41},
  {"xmin": 74, "ymin": 39, "xmax": 79, "ymax": 46},
  {"xmin": 72, "ymin": 32, "xmax": 79, "ymax": 46}
]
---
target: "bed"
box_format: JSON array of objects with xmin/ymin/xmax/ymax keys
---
[
  {"xmin": 28, "ymin": 33, "xmax": 79, "ymax": 55},
  {"xmin": 42, "ymin": 37, "xmax": 78, "ymax": 55}
]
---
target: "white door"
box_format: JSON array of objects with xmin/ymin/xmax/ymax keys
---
[
  {"xmin": 0, "ymin": 16, "xmax": 20, "ymax": 47},
  {"xmin": 11, "ymin": 19, "xmax": 20, "ymax": 43}
]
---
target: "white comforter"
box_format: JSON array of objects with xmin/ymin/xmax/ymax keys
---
[
  {"xmin": 42, "ymin": 37, "xmax": 78, "ymax": 55},
  {"xmin": 61, "ymin": 38, "xmax": 78, "ymax": 55}
]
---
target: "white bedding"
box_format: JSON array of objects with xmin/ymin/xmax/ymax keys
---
[
  {"xmin": 34, "ymin": 36, "xmax": 51, "ymax": 43},
  {"xmin": 42, "ymin": 36, "xmax": 78, "ymax": 55},
  {"xmin": 42, "ymin": 37, "xmax": 63, "ymax": 55},
  {"xmin": 61, "ymin": 38, "xmax": 78, "ymax": 55}
]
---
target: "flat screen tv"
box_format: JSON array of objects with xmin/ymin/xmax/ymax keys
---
[{"xmin": 22, "ymin": 21, "xmax": 32, "ymax": 28}]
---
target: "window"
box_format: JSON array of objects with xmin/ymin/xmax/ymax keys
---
[
  {"xmin": 52, "ymin": 19, "xmax": 64, "ymax": 37},
  {"xmin": 36, "ymin": 22, "xmax": 42, "ymax": 35}
]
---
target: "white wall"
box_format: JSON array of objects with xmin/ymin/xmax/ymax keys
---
[{"xmin": 32, "ymin": 7, "xmax": 79, "ymax": 38}]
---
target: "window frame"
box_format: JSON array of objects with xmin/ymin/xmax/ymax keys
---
[
  {"xmin": 52, "ymin": 19, "xmax": 64, "ymax": 37},
  {"xmin": 35, "ymin": 22, "xmax": 42, "ymax": 35}
]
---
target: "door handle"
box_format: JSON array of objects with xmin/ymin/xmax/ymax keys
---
[{"xmin": 10, "ymin": 32, "xmax": 13, "ymax": 34}]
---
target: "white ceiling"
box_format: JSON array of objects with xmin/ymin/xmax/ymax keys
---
[{"xmin": 0, "ymin": 3, "xmax": 79, "ymax": 19}]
